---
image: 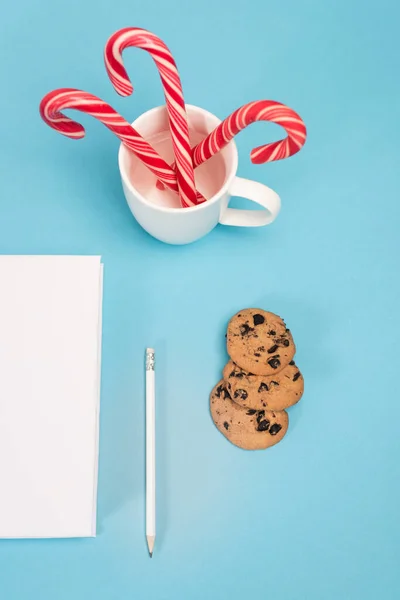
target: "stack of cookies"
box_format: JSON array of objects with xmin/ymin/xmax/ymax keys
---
[{"xmin": 210, "ymin": 309, "xmax": 304, "ymax": 450}]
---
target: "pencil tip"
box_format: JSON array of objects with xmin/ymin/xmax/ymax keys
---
[{"xmin": 146, "ymin": 535, "xmax": 155, "ymax": 556}]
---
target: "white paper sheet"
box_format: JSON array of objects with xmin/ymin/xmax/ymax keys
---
[{"xmin": 0, "ymin": 256, "xmax": 103, "ymax": 538}]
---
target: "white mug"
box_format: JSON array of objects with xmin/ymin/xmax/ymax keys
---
[{"xmin": 118, "ymin": 104, "xmax": 281, "ymax": 245}]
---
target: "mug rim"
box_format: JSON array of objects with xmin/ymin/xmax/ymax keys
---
[{"xmin": 118, "ymin": 104, "xmax": 239, "ymax": 214}]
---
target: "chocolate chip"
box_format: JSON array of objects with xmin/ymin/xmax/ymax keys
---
[
  {"xmin": 268, "ymin": 330, "xmax": 276, "ymax": 336},
  {"xmin": 271, "ymin": 380, "xmax": 279, "ymax": 386},
  {"xmin": 229, "ymin": 371, "xmax": 236, "ymax": 378},
  {"xmin": 289, "ymin": 360, "xmax": 295, "ymax": 366},
  {"xmin": 246, "ymin": 409, "xmax": 257, "ymax": 415},
  {"xmin": 256, "ymin": 410, "xmax": 265, "ymax": 424},
  {"xmin": 257, "ymin": 346, "xmax": 265, "ymax": 352},
  {"xmin": 257, "ymin": 419, "xmax": 270, "ymax": 432},
  {"xmin": 223, "ymin": 421, "xmax": 229, "ymax": 430},
  {"xmin": 268, "ymin": 356, "xmax": 281, "ymax": 369},
  {"xmin": 216, "ymin": 384, "xmax": 231, "ymax": 399},
  {"xmin": 258, "ymin": 382, "xmax": 269, "ymax": 393},
  {"xmin": 293, "ymin": 372, "xmax": 301, "ymax": 381},
  {"xmin": 234, "ymin": 389, "xmax": 248, "ymax": 400},
  {"xmin": 240, "ymin": 323, "xmax": 254, "ymax": 336},
  {"xmin": 267, "ymin": 345, "xmax": 279, "ymax": 354},
  {"xmin": 282, "ymin": 339, "xmax": 290, "ymax": 347},
  {"xmin": 253, "ymin": 314, "xmax": 265, "ymax": 326},
  {"xmin": 285, "ymin": 328, "xmax": 290, "ymax": 333},
  {"xmin": 223, "ymin": 387, "xmax": 232, "ymax": 399},
  {"xmin": 254, "ymin": 353, "xmax": 261, "ymax": 357},
  {"xmin": 269, "ymin": 423, "xmax": 282, "ymax": 435},
  {"xmin": 235, "ymin": 372, "xmax": 244, "ymax": 379}
]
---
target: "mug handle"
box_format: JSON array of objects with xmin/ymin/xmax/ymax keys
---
[{"xmin": 219, "ymin": 176, "xmax": 281, "ymax": 227}]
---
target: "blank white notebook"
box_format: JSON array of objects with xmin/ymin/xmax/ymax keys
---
[{"xmin": 0, "ymin": 256, "xmax": 103, "ymax": 538}]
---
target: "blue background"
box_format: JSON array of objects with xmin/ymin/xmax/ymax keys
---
[{"xmin": 0, "ymin": 0, "xmax": 399, "ymax": 598}]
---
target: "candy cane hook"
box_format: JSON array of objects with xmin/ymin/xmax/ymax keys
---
[{"xmin": 105, "ymin": 27, "xmax": 203, "ymax": 206}]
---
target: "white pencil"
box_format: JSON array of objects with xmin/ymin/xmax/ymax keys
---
[{"xmin": 145, "ymin": 348, "xmax": 156, "ymax": 558}]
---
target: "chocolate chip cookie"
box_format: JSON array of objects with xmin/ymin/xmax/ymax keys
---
[
  {"xmin": 227, "ymin": 309, "xmax": 295, "ymax": 375},
  {"xmin": 223, "ymin": 359, "xmax": 304, "ymax": 411},
  {"xmin": 210, "ymin": 380, "xmax": 289, "ymax": 450}
]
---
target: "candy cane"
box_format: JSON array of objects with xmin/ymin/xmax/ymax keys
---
[
  {"xmin": 193, "ymin": 100, "xmax": 306, "ymax": 167},
  {"xmin": 39, "ymin": 87, "xmax": 199, "ymax": 205},
  {"xmin": 156, "ymin": 99, "xmax": 306, "ymax": 190},
  {"xmin": 104, "ymin": 27, "xmax": 203, "ymax": 206}
]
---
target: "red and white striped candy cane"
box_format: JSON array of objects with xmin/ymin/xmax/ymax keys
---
[
  {"xmin": 39, "ymin": 87, "xmax": 191, "ymax": 200},
  {"xmin": 156, "ymin": 99, "xmax": 306, "ymax": 191},
  {"xmin": 193, "ymin": 100, "xmax": 307, "ymax": 167},
  {"xmin": 156, "ymin": 100, "xmax": 307, "ymax": 191},
  {"xmin": 104, "ymin": 27, "xmax": 203, "ymax": 207}
]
